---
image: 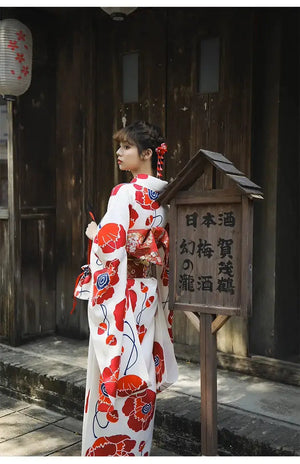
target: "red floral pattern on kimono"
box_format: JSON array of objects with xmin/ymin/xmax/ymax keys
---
[
  {"xmin": 85, "ymin": 434, "xmax": 136, "ymax": 456},
  {"xmin": 77, "ymin": 175, "xmax": 178, "ymax": 456},
  {"xmin": 122, "ymin": 389, "xmax": 156, "ymax": 432}
]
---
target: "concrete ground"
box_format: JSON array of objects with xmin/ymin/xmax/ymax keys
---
[
  {"xmin": 0, "ymin": 335, "xmax": 299, "ymax": 456},
  {"xmin": 0, "ymin": 391, "xmax": 177, "ymax": 457}
]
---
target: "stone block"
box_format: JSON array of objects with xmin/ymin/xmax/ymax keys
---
[
  {"xmin": 0, "ymin": 423, "xmax": 81, "ymax": 456},
  {"xmin": 0, "ymin": 411, "xmax": 44, "ymax": 442}
]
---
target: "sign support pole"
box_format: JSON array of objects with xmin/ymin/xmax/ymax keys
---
[{"xmin": 200, "ymin": 313, "xmax": 218, "ymax": 456}]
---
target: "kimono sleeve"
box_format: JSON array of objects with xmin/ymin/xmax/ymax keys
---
[
  {"xmin": 90, "ymin": 184, "xmax": 130, "ymax": 307},
  {"xmin": 87, "ymin": 184, "xmax": 133, "ymax": 401}
]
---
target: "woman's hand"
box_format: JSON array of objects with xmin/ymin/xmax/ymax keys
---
[{"xmin": 85, "ymin": 221, "xmax": 98, "ymax": 240}]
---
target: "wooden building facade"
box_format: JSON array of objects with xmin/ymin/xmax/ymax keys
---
[{"xmin": 0, "ymin": 7, "xmax": 299, "ymax": 380}]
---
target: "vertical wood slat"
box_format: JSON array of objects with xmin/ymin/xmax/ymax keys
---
[
  {"xmin": 241, "ymin": 195, "xmax": 253, "ymax": 317},
  {"xmin": 200, "ymin": 313, "xmax": 217, "ymax": 455},
  {"xmin": 7, "ymin": 100, "xmax": 21, "ymax": 346},
  {"xmin": 21, "ymin": 214, "xmax": 56, "ymax": 337},
  {"xmin": 168, "ymin": 198, "xmax": 177, "ymax": 312},
  {"xmin": 0, "ymin": 220, "xmax": 9, "ymax": 340}
]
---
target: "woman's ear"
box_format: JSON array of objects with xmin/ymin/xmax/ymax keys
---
[{"xmin": 142, "ymin": 148, "xmax": 153, "ymax": 160}]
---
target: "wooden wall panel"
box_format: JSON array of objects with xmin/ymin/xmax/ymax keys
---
[
  {"xmin": 21, "ymin": 215, "xmax": 55, "ymax": 337},
  {"xmin": 10, "ymin": 8, "xmax": 57, "ymax": 342},
  {"xmin": 55, "ymin": 9, "xmax": 105, "ymax": 337},
  {"xmin": 168, "ymin": 8, "xmax": 254, "ymax": 354},
  {"xmin": 0, "ymin": 221, "xmax": 9, "ymax": 340}
]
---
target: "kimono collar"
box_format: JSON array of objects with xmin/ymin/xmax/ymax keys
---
[{"xmin": 130, "ymin": 174, "xmax": 168, "ymax": 193}]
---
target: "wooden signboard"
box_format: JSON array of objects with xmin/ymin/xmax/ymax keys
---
[
  {"xmin": 170, "ymin": 190, "xmax": 252, "ymax": 317},
  {"xmin": 159, "ymin": 149, "xmax": 263, "ymax": 456}
]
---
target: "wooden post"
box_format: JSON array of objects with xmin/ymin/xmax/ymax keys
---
[
  {"xmin": 200, "ymin": 313, "xmax": 217, "ymax": 456},
  {"xmin": 7, "ymin": 100, "xmax": 21, "ymax": 346}
]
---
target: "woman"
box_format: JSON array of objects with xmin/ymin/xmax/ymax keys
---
[{"xmin": 74, "ymin": 121, "xmax": 178, "ymax": 456}]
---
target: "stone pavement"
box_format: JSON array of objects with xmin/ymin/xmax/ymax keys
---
[
  {"xmin": 0, "ymin": 391, "xmax": 177, "ymax": 457},
  {"xmin": 0, "ymin": 335, "xmax": 299, "ymax": 456}
]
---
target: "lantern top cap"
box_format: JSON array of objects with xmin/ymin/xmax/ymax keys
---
[{"xmin": 159, "ymin": 149, "xmax": 263, "ymax": 204}]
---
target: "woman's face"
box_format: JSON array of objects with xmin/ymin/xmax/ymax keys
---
[{"xmin": 116, "ymin": 141, "xmax": 147, "ymax": 175}]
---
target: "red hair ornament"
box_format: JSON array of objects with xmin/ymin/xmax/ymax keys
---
[{"xmin": 155, "ymin": 143, "xmax": 167, "ymax": 178}]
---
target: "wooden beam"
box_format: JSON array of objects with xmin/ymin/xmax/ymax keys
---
[
  {"xmin": 211, "ymin": 315, "xmax": 230, "ymax": 334},
  {"xmin": 185, "ymin": 311, "xmax": 200, "ymax": 332}
]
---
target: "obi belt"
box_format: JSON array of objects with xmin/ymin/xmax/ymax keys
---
[
  {"xmin": 72, "ymin": 226, "xmax": 169, "ymax": 313},
  {"xmin": 126, "ymin": 227, "xmax": 169, "ymax": 281}
]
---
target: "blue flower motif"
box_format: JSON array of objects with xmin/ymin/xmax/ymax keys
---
[
  {"xmin": 96, "ymin": 272, "xmax": 109, "ymax": 290},
  {"xmin": 148, "ymin": 189, "xmax": 159, "ymax": 201},
  {"xmin": 142, "ymin": 403, "xmax": 152, "ymax": 415}
]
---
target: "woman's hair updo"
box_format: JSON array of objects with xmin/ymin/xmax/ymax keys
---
[{"xmin": 113, "ymin": 120, "xmax": 166, "ymax": 172}]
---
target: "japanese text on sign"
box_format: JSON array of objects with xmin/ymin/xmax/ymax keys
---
[{"xmin": 178, "ymin": 210, "xmax": 237, "ymax": 299}]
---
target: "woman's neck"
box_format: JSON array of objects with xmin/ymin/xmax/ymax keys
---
[{"xmin": 130, "ymin": 167, "xmax": 154, "ymax": 177}]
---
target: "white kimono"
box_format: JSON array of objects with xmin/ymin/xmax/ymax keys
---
[{"xmin": 74, "ymin": 174, "xmax": 178, "ymax": 456}]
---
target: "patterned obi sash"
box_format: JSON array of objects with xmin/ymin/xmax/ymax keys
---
[{"xmin": 126, "ymin": 227, "xmax": 169, "ymax": 280}]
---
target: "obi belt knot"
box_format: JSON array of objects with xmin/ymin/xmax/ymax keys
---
[{"xmin": 126, "ymin": 227, "xmax": 169, "ymax": 281}]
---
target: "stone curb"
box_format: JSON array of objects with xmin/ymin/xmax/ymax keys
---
[{"xmin": 0, "ymin": 343, "xmax": 299, "ymax": 456}]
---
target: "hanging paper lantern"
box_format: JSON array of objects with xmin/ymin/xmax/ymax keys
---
[
  {"xmin": 101, "ymin": 7, "xmax": 137, "ymax": 21},
  {"xmin": 0, "ymin": 18, "xmax": 32, "ymax": 98}
]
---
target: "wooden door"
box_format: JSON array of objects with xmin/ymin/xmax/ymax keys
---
[{"xmin": 166, "ymin": 8, "xmax": 254, "ymax": 355}]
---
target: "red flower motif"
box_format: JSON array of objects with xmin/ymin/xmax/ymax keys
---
[
  {"xmin": 16, "ymin": 30, "xmax": 26, "ymax": 41},
  {"xmin": 145, "ymin": 296, "xmax": 155, "ymax": 308},
  {"xmin": 10, "ymin": 70, "xmax": 15, "ymax": 75},
  {"xmin": 95, "ymin": 223, "xmax": 126, "ymax": 253},
  {"xmin": 117, "ymin": 374, "xmax": 148, "ymax": 397},
  {"xmin": 137, "ymin": 324, "xmax": 147, "ymax": 343},
  {"xmin": 146, "ymin": 215, "xmax": 153, "ymax": 226},
  {"xmin": 139, "ymin": 441, "xmax": 146, "ymax": 453},
  {"xmin": 153, "ymin": 342, "xmax": 165, "ymax": 383},
  {"xmin": 111, "ymin": 183, "xmax": 126, "ymax": 196},
  {"xmin": 21, "ymin": 65, "xmax": 29, "ymax": 76},
  {"xmin": 8, "ymin": 40, "xmax": 18, "ymax": 51},
  {"xmin": 140, "ymin": 282, "xmax": 148, "ymax": 293},
  {"xmin": 15, "ymin": 53, "xmax": 25, "ymax": 63},
  {"xmin": 113, "ymin": 298, "xmax": 126, "ymax": 331},
  {"xmin": 98, "ymin": 322, "xmax": 107, "ymax": 335},
  {"xmin": 106, "ymin": 409, "xmax": 119, "ymax": 423},
  {"xmin": 122, "ymin": 389, "xmax": 156, "ymax": 432},
  {"xmin": 85, "ymin": 434, "xmax": 136, "ymax": 456},
  {"xmin": 99, "ymin": 356, "xmax": 120, "ymax": 402},
  {"xmin": 92, "ymin": 258, "xmax": 120, "ymax": 305},
  {"xmin": 98, "ymin": 379, "xmax": 113, "ymax": 414},
  {"xmin": 134, "ymin": 184, "xmax": 160, "ymax": 210},
  {"xmin": 125, "ymin": 279, "xmax": 137, "ymax": 312},
  {"xmin": 129, "ymin": 204, "xmax": 139, "ymax": 228},
  {"xmin": 127, "ymin": 279, "xmax": 135, "ymax": 288},
  {"xmin": 106, "ymin": 334, "xmax": 117, "ymax": 345}
]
